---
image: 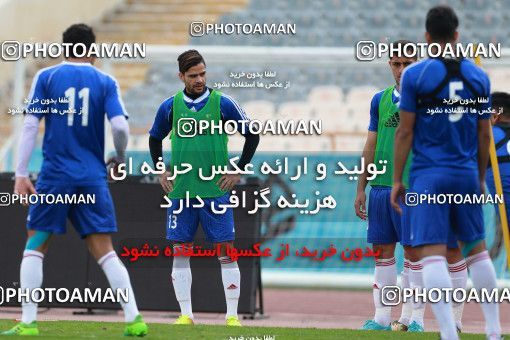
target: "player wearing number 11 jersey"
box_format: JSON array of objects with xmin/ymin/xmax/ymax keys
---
[{"xmin": 3, "ymin": 24, "xmax": 147, "ymax": 337}]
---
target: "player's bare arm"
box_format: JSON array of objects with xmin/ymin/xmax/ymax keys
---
[
  {"xmin": 477, "ymin": 119, "xmax": 491, "ymax": 195},
  {"xmin": 391, "ymin": 110, "xmax": 415, "ymax": 214},
  {"xmin": 107, "ymin": 115, "xmax": 129, "ymax": 181},
  {"xmin": 355, "ymin": 131, "xmax": 377, "ymax": 220},
  {"xmin": 216, "ymin": 132, "xmax": 259, "ymax": 192}
]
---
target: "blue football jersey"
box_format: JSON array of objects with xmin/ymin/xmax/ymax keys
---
[
  {"xmin": 487, "ymin": 124, "xmax": 510, "ymax": 188},
  {"xmin": 489, "ymin": 125, "xmax": 510, "ymax": 170},
  {"xmin": 399, "ymin": 57, "xmax": 491, "ymax": 176},
  {"xmin": 26, "ymin": 61, "xmax": 128, "ymax": 185}
]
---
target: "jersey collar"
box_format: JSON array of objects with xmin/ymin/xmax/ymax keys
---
[
  {"xmin": 393, "ymin": 87, "xmax": 400, "ymax": 104},
  {"xmin": 62, "ymin": 61, "xmax": 93, "ymax": 66},
  {"xmin": 182, "ymin": 88, "xmax": 210, "ymax": 104}
]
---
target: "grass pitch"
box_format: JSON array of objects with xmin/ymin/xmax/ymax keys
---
[{"xmin": 0, "ymin": 319, "xmax": 493, "ymax": 339}]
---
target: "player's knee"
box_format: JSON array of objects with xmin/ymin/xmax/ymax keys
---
[
  {"xmin": 25, "ymin": 231, "xmax": 52, "ymax": 253},
  {"xmin": 214, "ymin": 242, "xmax": 234, "ymax": 257},
  {"xmin": 86, "ymin": 234, "xmax": 114, "ymax": 260},
  {"xmin": 446, "ymin": 246, "xmax": 464, "ymax": 263},
  {"xmin": 403, "ymin": 246, "xmax": 420, "ymax": 262},
  {"xmin": 373, "ymin": 243, "xmax": 396, "ymax": 259},
  {"xmin": 460, "ymin": 239, "xmax": 485, "ymax": 258}
]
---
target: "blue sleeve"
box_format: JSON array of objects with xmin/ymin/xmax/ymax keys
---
[
  {"xmin": 105, "ymin": 76, "xmax": 128, "ymax": 120},
  {"xmin": 399, "ymin": 67, "xmax": 417, "ymax": 113},
  {"xmin": 478, "ymin": 72, "xmax": 491, "ymax": 120},
  {"xmin": 26, "ymin": 70, "xmax": 47, "ymax": 119},
  {"xmin": 220, "ymin": 94, "xmax": 250, "ymax": 135},
  {"xmin": 149, "ymin": 98, "xmax": 173, "ymax": 140},
  {"xmin": 492, "ymin": 126, "xmax": 504, "ymax": 146},
  {"xmin": 368, "ymin": 92, "xmax": 381, "ymax": 132}
]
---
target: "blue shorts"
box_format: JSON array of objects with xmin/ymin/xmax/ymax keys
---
[
  {"xmin": 408, "ymin": 172, "xmax": 484, "ymax": 247},
  {"xmin": 402, "ymin": 203, "xmax": 458, "ymax": 249},
  {"xmin": 166, "ymin": 192, "xmax": 235, "ymax": 243},
  {"xmin": 367, "ymin": 186, "xmax": 409, "ymax": 245},
  {"xmin": 27, "ymin": 183, "xmax": 117, "ymax": 238}
]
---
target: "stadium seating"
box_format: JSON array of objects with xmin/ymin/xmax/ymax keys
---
[
  {"xmin": 307, "ymin": 86, "xmax": 344, "ymax": 104},
  {"xmin": 487, "ymin": 68, "xmax": 510, "ymax": 92},
  {"xmin": 2, "ymin": 0, "xmax": 510, "ymax": 155},
  {"xmin": 118, "ymin": 0, "xmax": 510, "ymax": 151},
  {"xmin": 243, "ymin": 100, "xmax": 276, "ymax": 121}
]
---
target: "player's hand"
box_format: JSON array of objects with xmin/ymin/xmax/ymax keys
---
[
  {"xmin": 160, "ymin": 171, "xmax": 174, "ymax": 193},
  {"xmin": 391, "ymin": 182, "xmax": 405, "ymax": 215},
  {"xmin": 217, "ymin": 174, "xmax": 241, "ymax": 191},
  {"xmin": 106, "ymin": 156, "xmax": 125, "ymax": 182},
  {"xmin": 354, "ymin": 190, "xmax": 367, "ymax": 220},
  {"xmin": 14, "ymin": 177, "xmax": 37, "ymax": 206}
]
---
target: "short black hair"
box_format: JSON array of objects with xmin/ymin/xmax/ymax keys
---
[
  {"xmin": 177, "ymin": 49, "xmax": 205, "ymax": 73},
  {"xmin": 62, "ymin": 24, "xmax": 95, "ymax": 58},
  {"xmin": 389, "ymin": 39, "xmax": 417, "ymax": 60},
  {"xmin": 425, "ymin": 5, "xmax": 459, "ymax": 42},
  {"xmin": 492, "ymin": 92, "xmax": 510, "ymax": 117}
]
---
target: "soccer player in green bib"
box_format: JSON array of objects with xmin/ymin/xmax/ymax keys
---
[
  {"xmin": 354, "ymin": 40, "xmax": 422, "ymax": 331},
  {"xmin": 355, "ymin": 40, "xmax": 467, "ymax": 333},
  {"xmin": 149, "ymin": 50, "xmax": 259, "ymax": 327}
]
